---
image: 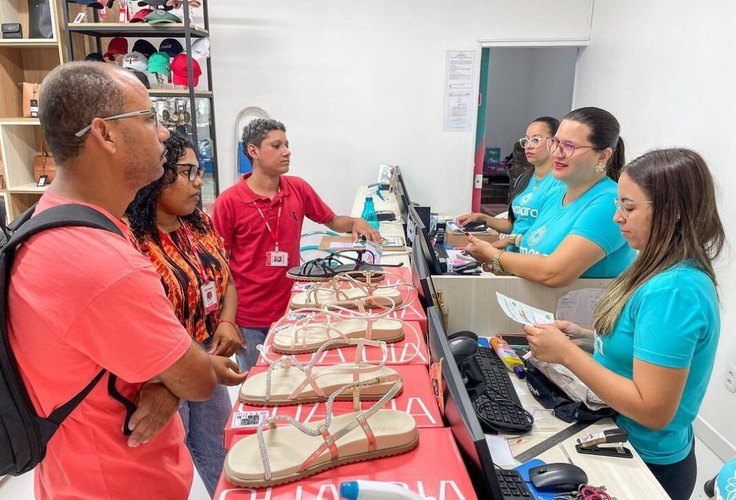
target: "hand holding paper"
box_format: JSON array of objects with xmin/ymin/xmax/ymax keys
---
[{"xmin": 496, "ymin": 292, "xmax": 554, "ymax": 326}]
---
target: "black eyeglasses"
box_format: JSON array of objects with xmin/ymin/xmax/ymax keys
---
[{"xmin": 176, "ymin": 163, "xmax": 205, "ymax": 182}]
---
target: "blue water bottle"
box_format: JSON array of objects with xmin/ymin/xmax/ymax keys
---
[{"xmin": 361, "ymin": 195, "xmax": 380, "ymax": 229}]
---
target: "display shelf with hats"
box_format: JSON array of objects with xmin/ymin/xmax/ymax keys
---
[
  {"xmin": 61, "ymin": 0, "xmax": 221, "ymax": 206},
  {"xmin": 0, "ymin": 0, "xmax": 67, "ymax": 221}
]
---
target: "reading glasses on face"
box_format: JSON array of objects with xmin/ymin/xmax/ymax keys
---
[
  {"xmin": 546, "ymin": 137, "xmax": 595, "ymax": 158},
  {"xmin": 74, "ymin": 107, "xmax": 158, "ymax": 137},
  {"xmin": 519, "ymin": 136, "xmax": 545, "ymax": 148},
  {"xmin": 613, "ymin": 198, "xmax": 653, "ymax": 217},
  {"xmin": 176, "ymin": 163, "xmax": 205, "ymax": 182}
]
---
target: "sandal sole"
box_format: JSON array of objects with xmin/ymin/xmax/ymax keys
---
[
  {"xmin": 272, "ymin": 330, "xmax": 405, "ymax": 355},
  {"xmin": 287, "ymin": 272, "xmax": 385, "ymax": 282},
  {"xmin": 225, "ymin": 432, "xmax": 419, "ymax": 488},
  {"xmin": 239, "ymin": 379, "xmax": 404, "ymax": 407}
]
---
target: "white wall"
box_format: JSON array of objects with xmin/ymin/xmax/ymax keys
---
[
  {"xmin": 484, "ymin": 47, "xmax": 577, "ymax": 160},
  {"xmin": 574, "ymin": 0, "xmax": 736, "ymax": 457},
  {"xmin": 207, "ymin": 0, "xmax": 593, "ymax": 215}
]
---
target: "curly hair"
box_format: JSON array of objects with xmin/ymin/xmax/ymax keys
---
[
  {"xmin": 241, "ymin": 118, "xmax": 286, "ymax": 162},
  {"xmin": 126, "ymin": 132, "xmax": 206, "ymax": 242}
]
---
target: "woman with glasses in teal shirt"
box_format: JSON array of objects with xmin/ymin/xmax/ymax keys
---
[
  {"xmin": 524, "ymin": 149, "xmax": 724, "ymax": 500},
  {"xmin": 466, "ymin": 107, "xmax": 636, "ymax": 285},
  {"xmin": 457, "ymin": 116, "xmax": 563, "ymax": 240}
]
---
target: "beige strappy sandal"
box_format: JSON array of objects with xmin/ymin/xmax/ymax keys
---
[
  {"xmin": 268, "ymin": 302, "xmax": 409, "ymax": 354},
  {"xmin": 240, "ymin": 338, "xmax": 401, "ymax": 406},
  {"xmin": 289, "ymin": 272, "xmax": 415, "ymax": 310},
  {"xmin": 224, "ymin": 378, "xmax": 418, "ymax": 488}
]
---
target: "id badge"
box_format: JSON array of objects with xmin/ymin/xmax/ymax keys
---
[
  {"xmin": 200, "ymin": 281, "xmax": 218, "ymax": 314},
  {"xmin": 267, "ymin": 251, "xmax": 289, "ymax": 267}
]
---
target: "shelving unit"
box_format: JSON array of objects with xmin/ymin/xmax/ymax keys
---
[
  {"xmin": 61, "ymin": 1, "xmax": 220, "ymax": 211},
  {"xmin": 0, "ymin": 0, "xmax": 65, "ymax": 222}
]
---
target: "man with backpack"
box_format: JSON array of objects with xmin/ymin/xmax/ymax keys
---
[{"xmin": 4, "ymin": 62, "xmax": 216, "ymax": 499}]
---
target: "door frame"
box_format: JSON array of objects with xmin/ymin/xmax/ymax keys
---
[{"xmin": 470, "ymin": 38, "xmax": 588, "ymax": 213}]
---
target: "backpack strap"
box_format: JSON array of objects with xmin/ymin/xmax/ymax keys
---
[{"xmin": 2, "ymin": 204, "xmax": 131, "ymax": 439}]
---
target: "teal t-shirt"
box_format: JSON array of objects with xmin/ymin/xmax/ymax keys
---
[
  {"xmin": 593, "ymin": 264, "xmax": 720, "ymax": 465},
  {"xmin": 510, "ymin": 172, "xmax": 565, "ymax": 236},
  {"xmin": 518, "ymin": 177, "xmax": 636, "ymax": 278}
]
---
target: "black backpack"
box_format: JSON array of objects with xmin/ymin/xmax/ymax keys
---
[{"xmin": 0, "ymin": 204, "xmax": 132, "ymax": 476}]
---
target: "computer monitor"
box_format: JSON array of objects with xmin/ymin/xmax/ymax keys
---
[
  {"xmin": 410, "ymin": 235, "xmax": 440, "ymax": 309},
  {"xmin": 393, "ymin": 166, "xmax": 412, "ymax": 222},
  {"xmin": 426, "ymin": 306, "xmax": 505, "ymax": 499},
  {"xmin": 407, "ymin": 204, "xmax": 443, "ymax": 275}
]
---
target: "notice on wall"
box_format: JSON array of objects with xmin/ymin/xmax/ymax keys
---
[{"xmin": 443, "ymin": 50, "xmax": 475, "ymax": 131}]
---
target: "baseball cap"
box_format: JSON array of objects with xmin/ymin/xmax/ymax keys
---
[
  {"xmin": 122, "ymin": 51, "xmax": 148, "ymax": 72},
  {"xmin": 191, "ymin": 37, "xmax": 209, "ymax": 59},
  {"xmin": 147, "ymin": 51, "xmax": 171, "ymax": 77},
  {"xmin": 129, "ymin": 7, "xmax": 153, "ymax": 22},
  {"xmin": 171, "ymin": 54, "xmax": 201, "ymax": 86},
  {"xmin": 128, "ymin": 69, "xmax": 151, "ymax": 89},
  {"xmin": 144, "ymin": 9, "xmax": 181, "ymax": 24},
  {"xmin": 67, "ymin": 0, "xmax": 107, "ymax": 9},
  {"xmin": 159, "ymin": 38, "xmax": 183, "ymax": 57},
  {"xmin": 103, "ymin": 37, "xmax": 128, "ymax": 60},
  {"xmin": 132, "ymin": 39, "xmax": 157, "ymax": 58},
  {"xmin": 137, "ymin": 0, "xmax": 172, "ymax": 9},
  {"xmin": 84, "ymin": 52, "xmax": 106, "ymax": 62}
]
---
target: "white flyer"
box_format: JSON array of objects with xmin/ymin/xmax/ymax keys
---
[{"xmin": 496, "ymin": 292, "xmax": 555, "ymax": 326}]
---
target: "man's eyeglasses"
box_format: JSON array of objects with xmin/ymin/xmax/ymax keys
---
[
  {"xmin": 74, "ymin": 107, "xmax": 158, "ymax": 138},
  {"xmin": 614, "ymin": 198, "xmax": 653, "ymax": 218},
  {"xmin": 176, "ymin": 163, "xmax": 205, "ymax": 182},
  {"xmin": 546, "ymin": 137, "xmax": 595, "ymax": 158},
  {"xmin": 519, "ymin": 135, "xmax": 545, "ymax": 148}
]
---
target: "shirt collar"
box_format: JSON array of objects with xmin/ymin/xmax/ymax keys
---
[{"xmin": 236, "ymin": 173, "xmax": 291, "ymax": 205}]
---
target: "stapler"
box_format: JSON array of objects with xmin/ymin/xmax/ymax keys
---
[{"xmin": 574, "ymin": 428, "xmax": 633, "ymax": 459}]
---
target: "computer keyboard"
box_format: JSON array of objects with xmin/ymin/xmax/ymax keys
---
[
  {"xmin": 473, "ymin": 346, "xmax": 534, "ymax": 434},
  {"xmin": 495, "ymin": 469, "xmax": 533, "ymax": 498}
]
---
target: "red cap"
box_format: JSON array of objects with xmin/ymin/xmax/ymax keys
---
[
  {"xmin": 129, "ymin": 8, "xmax": 153, "ymax": 22},
  {"xmin": 103, "ymin": 37, "xmax": 128, "ymax": 60},
  {"xmin": 171, "ymin": 54, "xmax": 202, "ymax": 86}
]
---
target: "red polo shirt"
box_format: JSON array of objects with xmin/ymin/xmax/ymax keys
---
[{"xmin": 212, "ymin": 174, "xmax": 335, "ymax": 327}]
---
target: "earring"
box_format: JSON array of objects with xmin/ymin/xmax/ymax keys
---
[{"xmin": 594, "ymin": 163, "xmax": 606, "ymax": 174}]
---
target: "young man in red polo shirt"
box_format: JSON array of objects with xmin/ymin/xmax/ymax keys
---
[{"xmin": 212, "ymin": 119, "xmax": 380, "ymax": 371}]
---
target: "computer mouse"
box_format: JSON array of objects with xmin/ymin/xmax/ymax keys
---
[{"xmin": 528, "ymin": 462, "xmax": 588, "ymax": 492}]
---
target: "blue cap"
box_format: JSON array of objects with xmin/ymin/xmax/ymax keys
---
[
  {"xmin": 339, "ymin": 481, "xmax": 359, "ymax": 500},
  {"xmin": 513, "ymin": 365, "xmax": 526, "ymax": 379}
]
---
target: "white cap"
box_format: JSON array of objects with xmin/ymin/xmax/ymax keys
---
[
  {"xmin": 191, "ymin": 37, "xmax": 210, "ymax": 59},
  {"xmin": 122, "ymin": 51, "xmax": 149, "ymax": 72}
]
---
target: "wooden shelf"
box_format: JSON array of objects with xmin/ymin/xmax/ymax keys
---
[
  {"xmin": 67, "ymin": 23, "xmax": 209, "ymax": 38},
  {"xmin": 0, "ymin": 118, "xmax": 40, "ymax": 125},
  {"xmin": 0, "ymin": 39, "xmax": 59, "ymax": 47},
  {"xmin": 8, "ymin": 183, "xmax": 47, "ymax": 194}
]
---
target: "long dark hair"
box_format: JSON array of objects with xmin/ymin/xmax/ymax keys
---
[
  {"xmin": 126, "ymin": 132, "xmax": 206, "ymax": 243},
  {"xmin": 593, "ymin": 148, "xmax": 725, "ymax": 334},
  {"xmin": 564, "ymin": 107, "xmax": 625, "ymax": 181},
  {"xmin": 508, "ymin": 116, "xmax": 560, "ymax": 222}
]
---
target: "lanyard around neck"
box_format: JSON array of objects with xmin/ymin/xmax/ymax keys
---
[
  {"xmin": 159, "ymin": 221, "xmax": 208, "ymax": 281},
  {"xmin": 252, "ymin": 201, "xmax": 282, "ymax": 252}
]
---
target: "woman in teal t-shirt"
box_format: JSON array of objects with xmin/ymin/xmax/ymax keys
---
[
  {"xmin": 524, "ymin": 148, "xmax": 725, "ymax": 500},
  {"xmin": 466, "ymin": 107, "xmax": 636, "ymax": 285},
  {"xmin": 456, "ymin": 116, "xmax": 563, "ymax": 239}
]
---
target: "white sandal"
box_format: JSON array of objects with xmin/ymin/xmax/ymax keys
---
[
  {"xmin": 225, "ymin": 377, "xmax": 418, "ymax": 488},
  {"xmin": 240, "ymin": 338, "xmax": 401, "ymax": 406},
  {"xmin": 289, "ymin": 272, "xmax": 416, "ymax": 310}
]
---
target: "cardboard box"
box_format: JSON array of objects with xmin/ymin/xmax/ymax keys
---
[
  {"xmin": 444, "ymin": 229, "xmax": 499, "ymax": 249},
  {"xmin": 224, "ymin": 364, "xmax": 442, "ymax": 447},
  {"xmin": 256, "ymin": 320, "xmax": 429, "ymax": 368},
  {"xmin": 215, "ymin": 427, "xmax": 477, "ymax": 500}
]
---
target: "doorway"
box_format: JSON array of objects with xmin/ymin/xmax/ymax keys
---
[{"xmin": 473, "ymin": 46, "xmax": 578, "ymax": 214}]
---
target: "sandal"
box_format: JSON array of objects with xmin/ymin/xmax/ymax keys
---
[
  {"xmin": 240, "ymin": 338, "xmax": 401, "ymax": 405},
  {"xmin": 287, "ymin": 249, "xmax": 394, "ymax": 282},
  {"xmin": 224, "ymin": 377, "xmax": 418, "ymax": 488},
  {"xmin": 289, "ymin": 272, "xmax": 415, "ymax": 310},
  {"xmin": 268, "ymin": 302, "xmax": 406, "ymax": 354}
]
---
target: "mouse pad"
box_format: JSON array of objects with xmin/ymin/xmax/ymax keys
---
[{"xmin": 514, "ymin": 459, "xmax": 557, "ymax": 500}]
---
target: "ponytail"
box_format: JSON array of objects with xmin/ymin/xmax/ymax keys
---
[{"xmin": 606, "ymin": 137, "xmax": 626, "ymax": 181}]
